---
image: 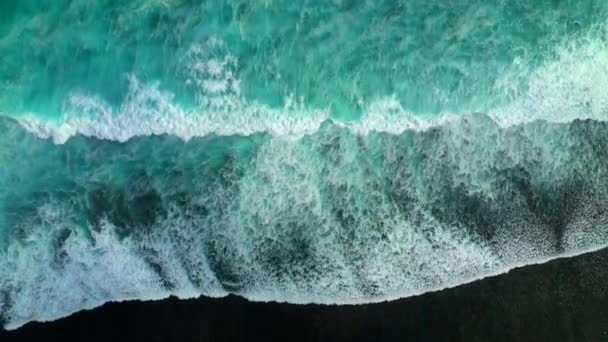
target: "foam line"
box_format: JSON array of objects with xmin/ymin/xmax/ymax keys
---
[
  {"xmin": 13, "ymin": 32, "xmax": 608, "ymax": 144},
  {"xmin": 3, "ymin": 117, "xmax": 608, "ymax": 329}
]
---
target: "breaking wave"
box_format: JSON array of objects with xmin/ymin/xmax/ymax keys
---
[
  {"xmin": 3, "ymin": 0, "xmax": 608, "ymax": 331},
  {"xmin": 3, "ymin": 116, "xmax": 608, "ymax": 329}
]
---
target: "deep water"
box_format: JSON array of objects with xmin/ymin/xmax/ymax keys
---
[{"xmin": 2, "ymin": 0, "xmax": 608, "ymax": 330}]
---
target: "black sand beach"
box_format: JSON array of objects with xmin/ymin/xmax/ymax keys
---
[{"xmin": 3, "ymin": 247, "xmax": 608, "ymax": 342}]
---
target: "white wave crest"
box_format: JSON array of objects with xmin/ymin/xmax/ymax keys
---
[{"xmin": 12, "ymin": 33, "xmax": 608, "ymax": 144}]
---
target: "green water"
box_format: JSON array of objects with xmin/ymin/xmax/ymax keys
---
[
  {"xmin": 2, "ymin": 0, "xmax": 608, "ymax": 331},
  {"xmin": 2, "ymin": 0, "xmax": 607, "ymax": 123}
]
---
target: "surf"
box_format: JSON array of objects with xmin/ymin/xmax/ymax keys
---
[
  {"xmin": 3, "ymin": 0, "xmax": 608, "ymax": 331},
  {"xmin": 3, "ymin": 117, "xmax": 608, "ymax": 329}
]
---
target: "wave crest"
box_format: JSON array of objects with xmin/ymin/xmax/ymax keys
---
[{"xmin": 13, "ymin": 31, "xmax": 608, "ymax": 143}]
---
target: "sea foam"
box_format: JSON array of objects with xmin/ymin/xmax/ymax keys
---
[
  {"xmin": 16, "ymin": 31, "xmax": 608, "ymax": 144},
  {"xmin": 3, "ymin": 116, "xmax": 608, "ymax": 329}
]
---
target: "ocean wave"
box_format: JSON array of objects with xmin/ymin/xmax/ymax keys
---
[
  {"xmin": 3, "ymin": 117, "xmax": 608, "ymax": 329},
  {"xmin": 10, "ymin": 29, "xmax": 608, "ymax": 144},
  {"xmin": 3, "ymin": 1, "xmax": 608, "ymax": 332}
]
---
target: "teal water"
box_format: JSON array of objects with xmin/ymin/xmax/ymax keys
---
[
  {"xmin": 3, "ymin": 0, "xmax": 608, "ymax": 131},
  {"xmin": 2, "ymin": 0, "xmax": 608, "ymax": 330}
]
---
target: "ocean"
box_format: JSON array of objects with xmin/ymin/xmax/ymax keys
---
[{"xmin": 2, "ymin": 0, "xmax": 608, "ymax": 330}]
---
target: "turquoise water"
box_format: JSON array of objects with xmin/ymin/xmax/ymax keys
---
[
  {"xmin": 2, "ymin": 0, "xmax": 608, "ymax": 330},
  {"xmin": 2, "ymin": 0, "xmax": 608, "ymax": 126}
]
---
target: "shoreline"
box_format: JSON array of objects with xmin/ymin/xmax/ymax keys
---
[{"xmin": 4, "ymin": 246, "xmax": 608, "ymax": 341}]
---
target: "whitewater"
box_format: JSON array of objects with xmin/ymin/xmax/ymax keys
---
[{"xmin": 3, "ymin": 0, "xmax": 608, "ymax": 330}]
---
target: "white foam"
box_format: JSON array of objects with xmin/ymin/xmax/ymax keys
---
[
  {"xmin": 490, "ymin": 35, "xmax": 608, "ymax": 126},
  {"xmin": 5, "ymin": 115, "xmax": 608, "ymax": 330},
  {"xmin": 6, "ymin": 34, "xmax": 608, "ymax": 331},
  {"xmin": 0, "ymin": 203, "xmax": 226, "ymax": 330},
  {"xmin": 0, "ymin": 205, "xmax": 165, "ymax": 330},
  {"xmin": 12, "ymin": 32, "xmax": 608, "ymax": 144},
  {"xmin": 18, "ymin": 74, "xmax": 329, "ymax": 144}
]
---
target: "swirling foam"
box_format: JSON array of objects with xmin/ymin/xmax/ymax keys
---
[
  {"xmin": 4, "ymin": 18, "xmax": 608, "ymax": 333},
  {"xmin": 3, "ymin": 117, "xmax": 608, "ymax": 329},
  {"xmin": 14, "ymin": 32, "xmax": 608, "ymax": 144}
]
